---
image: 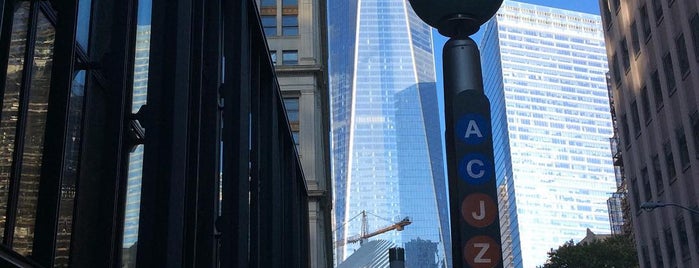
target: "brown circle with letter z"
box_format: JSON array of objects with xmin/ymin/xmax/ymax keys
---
[{"xmin": 464, "ymin": 236, "xmax": 501, "ymax": 268}]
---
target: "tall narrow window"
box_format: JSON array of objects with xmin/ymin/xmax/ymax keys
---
[
  {"xmin": 677, "ymin": 127, "xmax": 690, "ymax": 168},
  {"xmin": 651, "ymin": 70, "xmax": 663, "ymax": 109},
  {"xmin": 653, "ymin": 0, "xmax": 664, "ymax": 24},
  {"xmin": 641, "ymin": 86, "xmax": 651, "ymax": 123},
  {"xmin": 631, "ymin": 101, "xmax": 641, "ymax": 136},
  {"xmin": 641, "ymin": 167, "xmax": 651, "ymax": 200},
  {"xmin": 663, "ymin": 53, "xmax": 676, "ymax": 92},
  {"xmin": 653, "ymin": 238, "xmax": 664, "ymax": 267},
  {"xmin": 631, "ymin": 177, "xmax": 640, "ymax": 214},
  {"xmin": 692, "ymin": 111, "xmax": 699, "ymax": 158},
  {"xmin": 602, "ymin": 0, "xmax": 612, "ymax": 28},
  {"xmin": 283, "ymin": 97, "xmax": 300, "ymax": 147},
  {"xmin": 665, "ymin": 228, "xmax": 675, "ymax": 265},
  {"xmin": 54, "ymin": 70, "xmax": 87, "ymax": 266},
  {"xmin": 676, "ymin": 34, "xmax": 690, "ymax": 75},
  {"xmin": 691, "ymin": 14, "xmax": 699, "ymax": 62},
  {"xmin": 621, "ymin": 114, "xmax": 630, "ymax": 148},
  {"xmin": 664, "ymin": 141, "xmax": 676, "ymax": 180},
  {"xmin": 652, "ymin": 155, "xmax": 663, "ymax": 194},
  {"xmin": 677, "ymin": 217, "xmax": 689, "ymax": 257},
  {"xmin": 14, "ymin": 10, "xmax": 56, "ymax": 256},
  {"xmin": 0, "ymin": 1, "xmax": 31, "ymax": 241},
  {"xmin": 621, "ymin": 38, "xmax": 630, "ymax": 71},
  {"xmin": 641, "ymin": 5, "xmax": 652, "ymax": 40},
  {"xmin": 630, "ymin": 21, "xmax": 640, "ymax": 56},
  {"xmin": 612, "ymin": 53, "xmax": 621, "ymax": 85},
  {"xmin": 121, "ymin": 0, "xmax": 152, "ymax": 266}
]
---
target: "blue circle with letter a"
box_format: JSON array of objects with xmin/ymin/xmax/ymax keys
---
[
  {"xmin": 458, "ymin": 154, "xmax": 492, "ymax": 185},
  {"xmin": 456, "ymin": 114, "xmax": 490, "ymax": 145}
]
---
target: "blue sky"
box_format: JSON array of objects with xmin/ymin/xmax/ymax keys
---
[{"xmin": 432, "ymin": 0, "xmax": 603, "ymax": 129}]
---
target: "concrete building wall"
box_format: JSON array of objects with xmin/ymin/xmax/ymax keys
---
[
  {"xmin": 600, "ymin": 0, "xmax": 699, "ymax": 267},
  {"xmin": 258, "ymin": 0, "xmax": 332, "ymax": 267}
]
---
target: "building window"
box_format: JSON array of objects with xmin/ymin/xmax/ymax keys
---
[
  {"xmin": 282, "ymin": 15, "xmax": 298, "ymax": 36},
  {"xmin": 620, "ymin": 38, "xmax": 630, "ymax": 71},
  {"xmin": 641, "ymin": 167, "xmax": 651, "ymax": 200},
  {"xmin": 663, "ymin": 53, "xmax": 676, "ymax": 93},
  {"xmin": 283, "ymin": 97, "xmax": 300, "ymax": 146},
  {"xmin": 676, "ymin": 34, "xmax": 690, "ymax": 76},
  {"xmin": 653, "ymin": 0, "xmax": 664, "ymax": 24},
  {"xmin": 677, "ymin": 127, "xmax": 690, "ymax": 169},
  {"xmin": 651, "ymin": 70, "xmax": 663, "ymax": 110},
  {"xmin": 677, "ymin": 217, "xmax": 689, "ymax": 258},
  {"xmin": 261, "ymin": 0, "xmax": 276, "ymax": 7},
  {"xmin": 691, "ymin": 111, "xmax": 699, "ymax": 158},
  {"xmin": 630, "ymin": 21, "xmax": 641, "ymax": 56},
  {"xmin": 282, "ymin": 0, "xmax": 297, "ymax": 7},
  {"xmin": 653, "ymin": 237, "xmax": 664, "ymax": 267},
  {"xmin": 602, "ymin": 0, "xmax": 612, "ymax": 29},
  {"xmin": 692, "ymin": 212, "xmax": 699, "ymax": 254},
  {"xmin": 631, "ymin": 100, "xmax": 641, "ymax": 137},
  {"xmin": 641, "ymin": 245, "xmax": 651, "ymax": 268},
  {"xmin": 652, "ymin": 155, "xmax": 663, "ymax": 195},
  {"xmin": 665, "ymin": 228, "xmax": 676, "ymax": 266},
  {"xmin": 262, "ymin": 15, "xmax": 277, "ymax": 37},
  {"xmin": 691, "ymin": 14, "xmax": 699, "ymax": 61},
  {"xmin": 270, "ymin": 51, "xmax": 277, "ymax": 65},
  {"xmin": 612, "ymin": 53, "xmax": 621, "ymax": 85},
  {"xmin": 641, "ymin": 86, "xmax": 651, "ymax": 124},
  {"xmin": 282, "ymin": 50, "xmax": 298, "ymax": 65},
  {"xmin": 621, "ymin": 114, "xmax": 630, "ymax": 148},
  {"xmin": 664, "ymin": 141, "xmax": 676, "ymax": 180},
  {"xmin": 641, "ymin": 5, "xmax": 652, "ymax": 41},
  {"xmin": 631, "ymin": 177, "xmax": 640, "ymax": 215}
]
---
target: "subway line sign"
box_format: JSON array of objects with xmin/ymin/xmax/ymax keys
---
[{"xmin": 446, "ymin": 90, "xmax": 503, "ymax": 268}]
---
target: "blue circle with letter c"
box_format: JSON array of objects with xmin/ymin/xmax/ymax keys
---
[{"xmin": 458, "ymin": 154, "xmax": 492, "ymax": 185}]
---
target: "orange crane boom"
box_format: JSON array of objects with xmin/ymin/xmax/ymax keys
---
[{"xmin": 335, "ymin": 211, "xmax": 411, "ymax": 247}]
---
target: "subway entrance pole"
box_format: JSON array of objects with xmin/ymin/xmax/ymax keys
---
[{"xmin": 408, "ymin": 1, "xmax": 504, "ymax": 267}]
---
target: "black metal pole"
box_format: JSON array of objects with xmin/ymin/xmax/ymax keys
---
[{"xmin": 443, "ymin": 36, "xmax": 504, "ymax": 268}]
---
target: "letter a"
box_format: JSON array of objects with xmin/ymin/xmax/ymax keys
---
[{"xmin": 465, "ymin": 120, "xmax": 483, "ymax": 138}]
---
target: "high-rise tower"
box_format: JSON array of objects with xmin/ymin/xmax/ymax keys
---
[
  {"xmin": 329, "ymin": 0, "xmax": 450, "ymax": 266},
  {"xmin": 481, "ymin": 1, "xmax": 617, "ymax": 267},
  {"xmin": 600, "ymin": 0, "xmax": 699, "ymax": 267}
]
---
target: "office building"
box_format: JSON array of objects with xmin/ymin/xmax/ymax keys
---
[
  {"xmin": 481, "ymin": 1, "xmax": 617, "ymax": 266},
  {"xmin": 329, "ymin": 0, "xmax": 451, "ymax": 266},
  {"xmin": 600, "ymin": 0, "xmax": 699, "ymax": 267},
  {"xmin": 0, "ymin": 0, "xmax": 311, "ymax": 267},
  {"xmin": 258, "ymin": 0, "xmax": 333, "ymax": 266}
]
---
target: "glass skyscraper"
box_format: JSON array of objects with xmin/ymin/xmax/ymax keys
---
[
  {"xmin": 480, "ymin": 1, "xmax": 617, "ymax": 267},
  {"xmin": 328, "ymin": 0, "xmax": 450, "ymax": 266}
]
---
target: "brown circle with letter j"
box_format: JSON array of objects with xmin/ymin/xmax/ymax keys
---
[{"xmin": 461, "ymin": 193, "xmax": 497, "ymax": 228}]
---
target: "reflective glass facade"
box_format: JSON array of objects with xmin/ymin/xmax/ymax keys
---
[
  {"xmin": 329, "ymin": 0, "xmax": 450, "ymax": 266},
  {"xmin": 481, "ymin": 2, "xmax": 617, "ymax": 267}
]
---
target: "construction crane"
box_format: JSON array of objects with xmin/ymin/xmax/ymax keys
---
[{"xmin": 334, "ymin": 211, "xmax": 411, "ymax": 247}]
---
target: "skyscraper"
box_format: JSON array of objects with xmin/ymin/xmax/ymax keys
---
[
  {"xmin": 329, "ymin": 0, "xmax": 450, "ymax": 266},
  {"xmin": 480, "ymin": 1, "xmax": 617, "ymax": 267},
  {"xmin": 600, "ymin": 0, "xmax": 699, "ymax": 267}
]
